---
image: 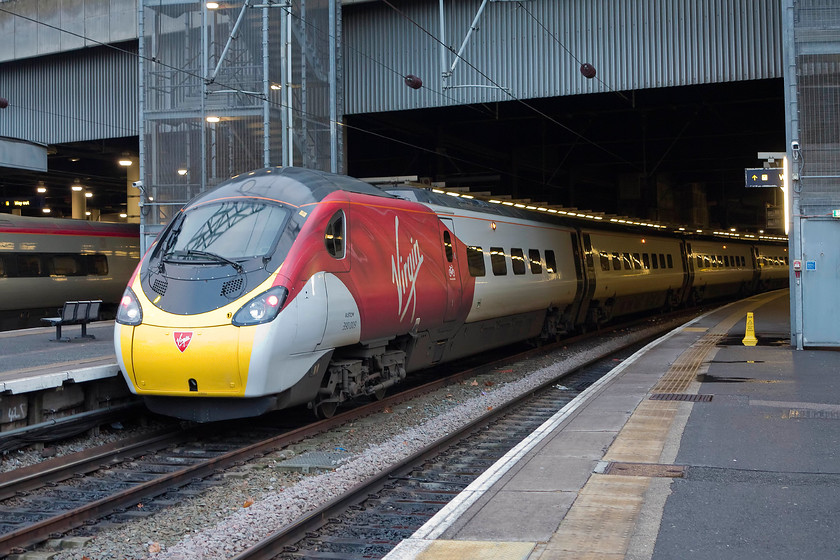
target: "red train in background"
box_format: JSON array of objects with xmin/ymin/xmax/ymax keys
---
[{"xmin": 113, "ymin": 167, "xmax": 789, "ymax": 422}]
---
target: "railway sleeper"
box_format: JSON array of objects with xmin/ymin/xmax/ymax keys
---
[{"xmin": 312, "ymin": 351, "xmax": 407, "ymax": 418}]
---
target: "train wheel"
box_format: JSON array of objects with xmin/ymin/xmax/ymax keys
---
[{"xmin": 315, "ymin": 400, "xmax": 339, "ymax": 419}]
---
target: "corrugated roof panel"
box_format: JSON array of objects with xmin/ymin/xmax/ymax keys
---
[
  {"xmin": 0, "ymin": 46, "xmax": 137, "ymax": 144},
  {"xmin": 344, "ymin": 0, "xmax": 783, "ymax": 115}
]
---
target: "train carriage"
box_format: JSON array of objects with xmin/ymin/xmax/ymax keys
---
[
  {"xmin": 0, "ymin": 214, "xmax": 140, "ymax": 328},
  {"xmin": 583, "ymin": 230, "xmax": 687, "ymax": 323},
  {"xmin": 687, "ymin": 239, "xmax": 757, "ymax": 303}
]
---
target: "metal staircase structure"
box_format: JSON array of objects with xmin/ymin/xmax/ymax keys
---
[{"xmin": 138, "ymin": 0, "xmax": 342, "ymax": 252}]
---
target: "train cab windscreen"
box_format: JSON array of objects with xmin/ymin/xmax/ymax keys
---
[{"xmin": 158, "ymin": 201, "xmax": 290, "ymax": 269}]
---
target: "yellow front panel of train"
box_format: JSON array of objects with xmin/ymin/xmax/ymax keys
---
[{"xmin": 130, "ymin": 324, "xmax": 245, "ymax": 395}]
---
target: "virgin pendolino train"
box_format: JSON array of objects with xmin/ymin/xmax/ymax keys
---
[
  {"xmin": 114, "ymin": 167, "xmax": 788, "ymax": 422},
  {"xmin": 0, "ymin": 214, "xmax": 140, "ymax": 329}
]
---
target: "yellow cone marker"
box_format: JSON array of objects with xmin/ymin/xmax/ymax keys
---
[{"xmin": 742, "ymin": 312, "xmax": 758, "ymax": 346}]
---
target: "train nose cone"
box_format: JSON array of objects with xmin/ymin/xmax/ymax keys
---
[{"xmin": 130, "ymin": 325, "xmax": 246, "ymax": 395}]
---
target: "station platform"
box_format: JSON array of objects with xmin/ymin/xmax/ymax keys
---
[
  {"xmin": 386, "ymin": 289, "xmax": 840, "ymax": 560},
  {"xmin": 0, "ymin": 321, "xmax": 119, "ymax": 394},
  {"xmin": 0, "ymin": 322, "xmax": 128, "ymax": 432}
]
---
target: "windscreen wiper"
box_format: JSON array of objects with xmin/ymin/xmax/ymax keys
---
[{"xmin": 165, "ymin": 249, "xmax": 243, "ymax": 273}]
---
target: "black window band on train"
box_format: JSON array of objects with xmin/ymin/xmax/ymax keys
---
[{"xmin": 0, "ymin": 253, "xmax": 109, "ymax": 278}]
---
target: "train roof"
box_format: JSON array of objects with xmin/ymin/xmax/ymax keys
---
[
  {"xmin": 382, "ymin": 184, "xmax": 788, "ymax": 246},
  {"xmin": 190, "ymin": 167, "xmax": 395, "ymax": 209}
]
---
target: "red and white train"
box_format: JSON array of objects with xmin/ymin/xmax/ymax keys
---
[
  {"xmin": 0, "ymin": 214, "xmax": 140, "ymax": 329},
  {"xmin": 114, "ymin": 167, "xmax": 788, "ymax": 422}
]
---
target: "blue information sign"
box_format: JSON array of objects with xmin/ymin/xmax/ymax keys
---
[{"xmin": 745, "ymin": 168, "xmax": 784, "ymax": 188}]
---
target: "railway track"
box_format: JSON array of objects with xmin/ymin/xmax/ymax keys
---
[
  {"xmin": 230, "ymin": 337, "xmax": 637, "ymax": 560},
  {"xmin": 2, "ymin": 308, "xmax": 702, "ymax": 558}
]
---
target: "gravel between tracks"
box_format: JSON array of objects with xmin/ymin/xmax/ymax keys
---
[{"xmin": 27, "ymin": 318, "xmax": 683, "ymax": 560}]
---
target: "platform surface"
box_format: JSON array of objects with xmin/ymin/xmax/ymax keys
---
[
  {"xmin": 0, "ymin": 321, "xmax": 119, "ymax": 393},
  {"xmin": 387, "ymin": 290, "xmax": 840, "ymax": 560}
]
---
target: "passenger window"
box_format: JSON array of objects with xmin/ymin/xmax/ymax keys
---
[
  {"xmin": 651, "ymin": 254, "xmax": 659, "ymax": 269},
  {"xmin": 0, "ymin": 256, "xmax": 5, "ymax": 277},
  {"xmin": 600, "ymin": 252, "xmax": 610, "ymax": 271},
  {"xmin": 659, "ymin": 254, "xmax": 666, "ymax": 268},
  {"xmin": 623, "ymin": 252, "xmax": 632, "ymax": 270},
  {"xmin": 696, "ymin": 256, "xmax": 703, "ymax": 268},
  {"xmin": 467, "ymin": 246, "xmax": 485, "ymax": 277},
  {"xmin": 443, "ymin": 231, "xmax": 453, "ymax": 262},
  {"xmin": 667, "ymin": 254, "xmax": 673, "ymax": 268},
  {"xmin": 324, "ymin": 211, "xmax": 345, "ymax": 258},
  {"xmin": 612, "ymin": 252, "xmax": 621, "ymax": 270},
  {"xmin": 632, "ymin": 253, "xmax": 641, "ymax": 270},
  {"xmin": 89, "ymin": 255, "xmax": 109, "ymax": 275},
  {"xmin": 49, "ymin": 255, "xmax": 80, "ymax": 276},
  {"xmin": 545, "ymin": 250, "xmax": 557, "ymax": 274},
  {"xmin": 642, "ymin": 253, "xmax": 650, "ymax": 270},
  {"xmin": 490, "ymin": 247, "xmax": 507, "ymax": 276},
  {"xmin": 785, "ymin": 257, "xmax": 789, "ymax": 265},
  {"xmin": 16, "ymin": 255, "xmax": 42, "ymax": 277},
  {"xmin": 511, "ymin": 248, "xmax": 526, "ymax": 275},
  {"xmin": 528, "ymin": 249, "xmax": 542, "ymax": 274},
  {"xmin": 724, "ymin": 256, "xmax": 730, "ymax": 267}
]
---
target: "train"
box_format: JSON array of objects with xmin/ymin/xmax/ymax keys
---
[
  {"xmin": 113, "ymin": 167, "xmax": 789, "ymax": 422},
  {"xmin": 0, "ymin": 214, "xmax": 140, "ymax": 330}
]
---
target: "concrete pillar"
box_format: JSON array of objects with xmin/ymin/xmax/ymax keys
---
[
  {"xmin": 126, "ymin": 158, "xmax": 140, "ymax": 224},
  {"xmin": 71, "ymin": 187, "xmax": 86, "ymax": 219}
]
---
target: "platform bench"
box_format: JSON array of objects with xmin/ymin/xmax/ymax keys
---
[{"xmin": 42, "ymin": 300, "xmax": 102, "ymax": 342}]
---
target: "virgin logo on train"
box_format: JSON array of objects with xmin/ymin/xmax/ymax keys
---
[
  {"xmin": 174, "ymin": 331, "xmax": 193, "ymax": 353},
  {"xmin": 390, "ymin": 216, "xmax": 424, "ymax": 323}
]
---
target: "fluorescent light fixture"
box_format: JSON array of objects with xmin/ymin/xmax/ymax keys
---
[
  {"xmin": 120, "ymin": 213, "xmax": 127, "ymax": 218},
  {"xmin": 36, "ymin": 186, "xmax": 47, "ymax": 194},
  {"xmin": 118, "ymin": 159, "xmax": 132, "ymax": 167},
  {"xmin": 177, "ymin": 168, "xmax": 188, "ymax": 176},
  {"xmin": 206, "ymin": 116, "xmax": 220, "ymax": 123},
  {"xmin": 206, "ymin": 2, "xmax": 219, "ymax": 8},
  {"xmin": 42, "ymin": 208, "xmax": 51, "ymax": 214},
  {"xmin": 71, "ymin": 185, "xmax": 83, "ymax": 192},
  {"xmin": 85, "ymin": 192, "xmax": 93, "ymax": 198}
]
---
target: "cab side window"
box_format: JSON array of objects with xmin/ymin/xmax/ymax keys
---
[
  {"xmin": 443, "ymin": 231, "xmax": 454, "ymax": 262},
  {"xmin": 324, "ymin": 210, "xmax": 345, "ymax": 258}
]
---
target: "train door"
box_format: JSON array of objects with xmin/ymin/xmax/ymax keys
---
[
  {"xmin": 439, "ymin": 218, "xmax": 462, "ymax": 322},
  {"xmin": 681, "ymin": 242, "xmax": 693, "ymax": 301},
  {"xmin": 570, "ymin": 231, "xmax": 594, "ymax": 327}
]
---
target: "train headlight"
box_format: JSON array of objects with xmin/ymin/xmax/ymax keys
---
[
  {"xmin": 232, "ymin": 286, "xmax": 288, "ymax": 326},
  {"xmin": 116, "ymin": 288, "xmax": 143, "ymax": 326}
]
